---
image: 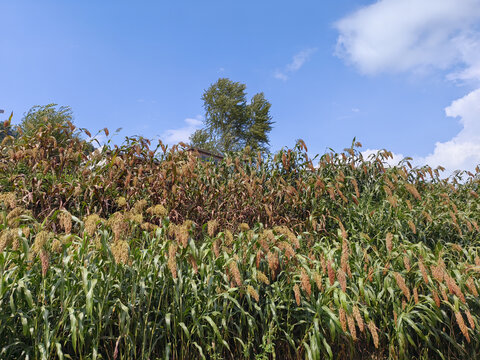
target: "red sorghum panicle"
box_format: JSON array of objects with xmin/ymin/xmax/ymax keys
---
[
  {"xmin": 247, "ymin": 285, "xmax": 259, "ymax": 302},
  {"xmin": 466, "ymin": 277, "xmax": 478, "ymax": 296},
  {"xmin": 339, "ymin": 308, "xmax": 347, "ymax": 332},
  {"xmin": 347, "ymin": 315, "xmax": 357, "ymax": 340},
  {"xmin": 408, "ymin": 220, "xmax": 416, "ymax": 234},
  {"xmin": 368, "ymin": 321, "xmax": 379, "ymax": 348},
  {"xmin": 441, "ymin": 286, "xmax": 448, "ymax": 302},
  {"xmin": 84, "ymin": 214, "xmax": 101, "ymax": 236},
  {"xmin": 394, "ymin": 272, "xmax": 411, "ymax": 301},
  {"xmin": 189, "ymin": 255, "xmax": 198, "ymax": 274},
  {"xmin": 353, "ymin": 305, "xmax": 364, "ymax": 332},
  {"xmin": 168, "ymin": 243, "xmax": 178, "ymax": 279},
  {"xmin": 213, "ymin": 239, "xmax": 220, "ymax": 258},
  {"xmin": 0, "ymin": 193, "xmax": 16, "ymax": 209},
  {"xmin": 207, "ymin": 220, "xmax": 218, "ymax": 237},
  {"xmin": 432, "ymin": 290, "xmax": 441, "ymax": 307},
  {"xmin": 445, "ymin": 273, "xmax": 466, "ymax": 303},
  {"xmin": 256, "ymin": 271, "xmax": 270, "ymax": 285},
  {"xmin": 341, "ymin": 239, "xmax": 350, "ymax": 275},
  {"xmin": 225, "ymin": 230, "xmax": 234, "ymax": 246},
  {"xmin": 40, "ymin": 249, "xmax": 49, "ymax": 277},
  {"xmin": 229, "ymin": 261, "xmax": 242, "ymax": 287},
  {"xmin": 367, "ymin": 267, "xmax": 374, "ymax": 282},
  {"xmin": 256, "ymin": 250, "xmax": 262, "ymax": 268},
  {"xmin": 431, "ymin": 264, "xmax": 444, "ymax": 283},
  {"xmin": 386, "ymin": 233, "xmax": 393, "ymax": 253},
  {"xmin": 279, "ymin": 241, "xmax": 295, "ymax": 259},
  {"xmin": 112, "ymin": 240, "xmax": 129, "ymax": 265},
  {"xmin": 465, "ymin": 309, "xmax": 475, "ymax": 330},
  {"xmin": 239, "ymin": 223, "xmax": 250, "ymax": 232},
  {"xmin": 300, "ymin": 269, "xmax": 312, "ymax": 297},
  {"xmin": 327, "ymin": 260, "xmax": 335, "ymax": 286},
  {"xmin": 267, "ymin": 251, "xmax": 279, "ymax": 278},
  {"xmin": 33, "ymin": 231, "xmax": 52, "ymax": 254},
  {"xmin": 337, "ymin": 268, "xmax": 347, "ymax": 292},
  {"xmin": 59, "ymin": 211, "xmax": 72, "ymax": 234},
  {"xmin": 413, "ymin": 287, "xmax": 419, "ymax": 304},
  {"xmin": 146, "ymin": 204, "xmax": 167, "ymax": 217},
  {"xmin": 0, "ymin": 229, "xmax": 16, "ymax": 252},
  {"xmin": 293, "ymin": 284, "xmax": 301, "ymax": 306},
  {"xmin": 403, "ymin": 254, "xmax": 411, "ymax": 271},
  {"xmin": 405, "ymin": 183, "xmax": 421, "ymax": 200},
  {"xmin": 418, "ymin": 257, "xmax": 429, "ymax": 284},
  {"xmin": 455, "ymin": 311, "xmax": 470, "ymax": 343},
  {"xmin": 314, "ymin": 272, "xmax": 323, "ymax": 292}
]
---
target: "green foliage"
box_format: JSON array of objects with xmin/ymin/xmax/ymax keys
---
[
  {"xmin": 189, "ymin": 128, "xmax": 221, "ymax": 155},
  {"xmin": 20, "ymin": 104, "xmax": 72, "ymax": 138},
  {"xmin": 18, "ymin": 104, "xmax": 94, "ymax": 153},
  {"xmin": 0, "ymin": 208, "xmax": 480, "ymax": 359},
  {"xmin": 190, "ymin": 78, "xmax": 274, "ymax": 153},
  {"xmin": 0, "ymin": 112, "xmax": 18, "ymax": 144},
  {"xmin": 1, "ymin": 114, "xmax": 480, "ymax": 358}
]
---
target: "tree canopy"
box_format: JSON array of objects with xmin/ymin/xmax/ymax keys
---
[
  {"xmin": 17, "ymin": 104, "xmax": 94, "ymax": 153},
  {"xmin": 190, "ymin": 78, "xmax": 274, "ymax": 154},
  {"xmin": 19, "ymin": 104, "xmax": 75, "ymax": 143}
]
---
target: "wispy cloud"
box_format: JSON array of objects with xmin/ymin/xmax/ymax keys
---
[
  {"xmin": 274, "ymin": 48, "xmax": 317, "ymax": 81},
  {"xmin": 337, "ymin": 108, "xmax": 361, "ymax": 120},
  {"xmin": 161, "ymin": 117, "xmax": 203, "ymax": 145},
  {"xmin": 273, "ymin": 71, "xmax": 289, "ymax": 81},
  {"xmin": 335, "ymin": 0, "xmax": 480, "ymax": 173}
]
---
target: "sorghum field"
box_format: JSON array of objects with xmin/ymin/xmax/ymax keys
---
[{"xmin": 1, "ymin": 119, "xmax": 480, "ymax": 359}]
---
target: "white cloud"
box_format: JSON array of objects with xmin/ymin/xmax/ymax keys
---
[
  {"xmin": 275, "ymin": 48, "xmax": 317, "ymax": 81},
  {"xmin": 335, "ymin": 0, "xmax": 480, "ymax": 75},
  {"xmin": 447, "ymin": 33, "xmax": 480, "ymax": 83},
  {"xmin": 362, "ymin": 89, "xmax": 480, "ymax": 174},
  {"xmin": 362, "ymin": 148, "xmax": 405, "ymax": 167},
  {"xmin": 336, "ymin": 0, "xmax": 480, "ymax": 173},
  {"xmin": 161, "ymin": 117, "xmax": 203, "ymax": 145},
  {"xmin": 365, "ymin": 96, "xmax": 480, "ymax": 175},
  {"xmin": 418, "ymin": 88, "xmax": 480, "ymax": 172}
]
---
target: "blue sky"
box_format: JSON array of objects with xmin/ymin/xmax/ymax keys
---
[{"xmin": 1, "ymin": 0, "xmax": 480, "ymax": 173}]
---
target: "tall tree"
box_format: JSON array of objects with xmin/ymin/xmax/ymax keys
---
[
  {"xmin": 18, "ymin": 104, "xmax": 94, "ymax": 152},
  {"xmin": 190, "ymin": 78, "xmax": 273, "ymax": 153},
  {"xmin": 19, "ymin": 104, "xmax": 75, "ymax": 142}
]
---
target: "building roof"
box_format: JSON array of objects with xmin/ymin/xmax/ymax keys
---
[{"xmin": 187, "ymin": 147, "xmax": 224, "ymax": 161}]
